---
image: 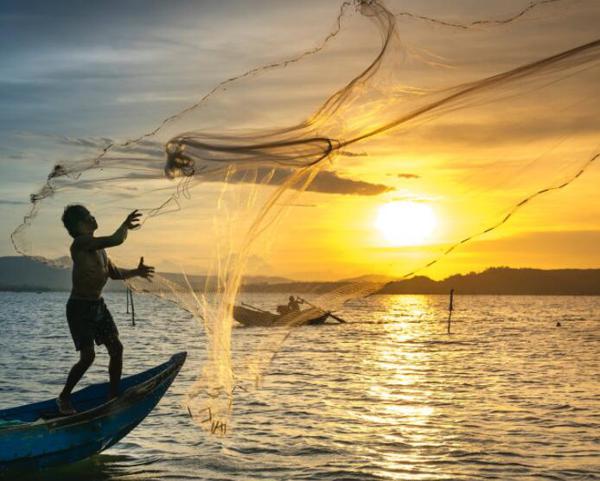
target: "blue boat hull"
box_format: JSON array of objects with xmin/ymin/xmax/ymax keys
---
[{"xmin": 0, "ymin": 351, "xmax": 186, "ymax": 472}]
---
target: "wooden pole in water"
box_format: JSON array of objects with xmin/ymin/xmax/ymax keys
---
[
  {"xmin": 129, "ymin": 289, "xmax": 136, "ymax": 326},
  {"xmin": 447, "ymin": 289, "xmax": 454, "ymax": 334},
  {"xmin": 126, "ymin": 287, "xmax": 130, "ymax": 313}
]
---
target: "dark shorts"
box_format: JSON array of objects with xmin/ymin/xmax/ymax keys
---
[{"xmin": 66, "ymin": 297, "xmax": 119, "ymax": 351}]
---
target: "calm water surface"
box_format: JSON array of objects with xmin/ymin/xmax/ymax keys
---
[{"xmin": 1, "ymin": 292, "xmax": 599, "ymax": 480}]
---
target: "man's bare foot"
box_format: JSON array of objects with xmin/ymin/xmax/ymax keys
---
[{"xmin": 56, "ymin": 395, "xmax": 77, "ymax": 415}]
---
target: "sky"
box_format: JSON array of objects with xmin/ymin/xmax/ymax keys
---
[{"xmin": 1, "ymin": 0, "xmax": 599, "ymax": 281}]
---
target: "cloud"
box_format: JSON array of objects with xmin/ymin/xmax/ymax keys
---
[
  {"xmin": 222, "ymin": 167, "xmax": 392, "ymax": 196},
  {"xmin": 52, "ymin": 136, "xmax": 393, "ymax": 196},
  {"xmin": 395, "ymin": 173, "xmax": 420, "ymax": 179},
  {"xmin": 0, "ymin": 199, "xmax": 27, "ymax": 205},
  {"xmin": 56, "ymin": 135, "xmax": 164, "ymax": 156},
  {"xmin": 389, "ymin": 194, "xmax": 433, "ymax": 203},
  {"xmin": 306, "ymin": 170, "xmax": 392, "ymax": 196}
]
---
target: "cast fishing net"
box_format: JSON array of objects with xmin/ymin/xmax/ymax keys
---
[{"xmin": 10, "ymin": 0, "xmax": 600, "ymax": 434}]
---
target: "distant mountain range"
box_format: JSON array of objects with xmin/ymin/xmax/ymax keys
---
[
  {"xmin": 0, "ymin": 256, "xmax": 292, "ymax": 292},
  {"xmin": 241, "ymin": 267, "xmax": 600, "ymax": 295},
  {"xmin": 1, "ymin": 256, "xmax": 599, "ymax": 295},
  {"xmin": 376, "ymin": 267, "xmax": 600, "ymax": 295}
]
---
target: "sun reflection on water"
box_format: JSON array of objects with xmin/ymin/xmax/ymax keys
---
[{"xmin": 357, "ymin": 296, "xmax": 452, "ymax": 477}]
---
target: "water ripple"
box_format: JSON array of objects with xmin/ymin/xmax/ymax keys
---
[{"xmin": 1, "ymin": 292, "xmax": 599, "ymax": 480}]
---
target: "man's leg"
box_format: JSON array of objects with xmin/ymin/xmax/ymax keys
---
[
  {"xmin": 58, "ymin": 345, "xmax": 95, "ymax": 413},
  {"xmin": 106, "ymin": 338, "xmax": 123, "ymax": 399}
]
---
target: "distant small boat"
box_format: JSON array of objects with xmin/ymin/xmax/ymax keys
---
[
  {"xmin": 233, "ymin": 304, "xmax": 330, "ymax": 327},
  {"xmin": 0, "ymin": 352, "xmax": 186, "ymax": 473}
]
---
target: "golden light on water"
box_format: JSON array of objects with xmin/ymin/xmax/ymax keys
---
[{"xmin": 375, "ymin": 201, "xmax": 437, "ymax": 247}]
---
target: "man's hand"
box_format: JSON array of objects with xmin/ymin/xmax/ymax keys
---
[
  {"xmin": 136, "ymin": 256, "xmax": 155, "ymax": 280},
  {"xmin": 123, "ymin": 210, "xmax": 142, "ymax": 230}
]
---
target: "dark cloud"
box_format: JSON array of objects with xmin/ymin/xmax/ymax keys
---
[
  {"xmin": 60, "ymin": 160, "xmax": 392, "ymax": 196},
  {"xmin": 307, "ymin": 170, "xmax": 391, "ymax": 196},
  {"xmin": 57, "ymin": 136, "xmax": 110, "ymax": 148},
  {"xmin": 339, "ymin": 150, "xmax": 368, "ymax": 157},
  {"xmin": 1, "ymin": 153, "xmax": 26, "ymax": 160},
  {"xmin": 0, "ymin": 199, "xmax": 27, "ymax": 205},
  {"xmin": 114, "ymin": 166, "xmax": 391, "ymax": 196},
  {"xmin": 53, "ymin": 136, "xmax": 392, "ymax": 196},
  {"xmin": 396, "ymin": 173, "xmax": 420, "ymax": 179},
  {"xmin": 222, "ymin": 167, "xmax": 392, "ymax": 196},
  {"xmin": 56, "ymin": 135, "xmax": 165, "ymax": 158}
]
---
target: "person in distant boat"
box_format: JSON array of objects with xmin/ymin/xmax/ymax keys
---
[
  {"xmin": 56, "ymin": 205, "xmax": 154, "ymax": 415},
  {"xmin": 288, "ymin": 295, "xmax": 303, "ymax": 312}
]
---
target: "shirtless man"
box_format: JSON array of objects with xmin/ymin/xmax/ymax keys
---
[
  {"xmin": 287, "ymin": 295, "xmax": 303, "ymax": 312},
  {"xmin": 57, "ymin": 205, "xmax": 154, "ymax": 415}
]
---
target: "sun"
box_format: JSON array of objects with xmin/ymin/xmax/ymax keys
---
[{"xmin": 375, "ymin": 201, "xmax": 437, "ymax": 246}]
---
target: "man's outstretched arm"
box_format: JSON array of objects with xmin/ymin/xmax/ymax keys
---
[
  {"xmin": 108, "ymin": 257, "xmax": 155, "ymax": 280},
  {"xmin": 73, "ymin": 210, "xmax": 142, "ymax": 251}
]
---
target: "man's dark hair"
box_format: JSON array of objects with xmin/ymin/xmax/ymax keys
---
[{"xmin": 62, "ymin": 204, "xmax": 88, "ymax": 238}]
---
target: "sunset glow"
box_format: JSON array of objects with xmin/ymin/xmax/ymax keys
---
[{"xmin": 375, "ymin": 201, "xmax": 437, "ymax": 247}]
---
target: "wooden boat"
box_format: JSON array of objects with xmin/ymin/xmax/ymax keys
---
[
  {"xmin": 0, "ymin": 351, "xmax": 186, "ymax": 473},
  {"xmin": 233, "ymin": 305, "xmax": 330, "ymax": 327}
]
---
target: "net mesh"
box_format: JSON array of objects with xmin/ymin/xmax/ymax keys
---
[{"xmin": 10, "ymin": 0, "xmax": 600, "ymax": 433}]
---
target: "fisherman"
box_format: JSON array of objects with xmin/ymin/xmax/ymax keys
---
[
  {"xmin": 288, "ymin": 295, "xmax": 303, "ymax": 312},
  {"xmin": 56, "ymin": 205, "xmax": 154, "ymax": 415}
]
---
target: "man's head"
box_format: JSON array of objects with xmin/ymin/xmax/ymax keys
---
[
  {"xmin": 62, "ymin": 204, "xmax": 97, "ymax": 238},
  {"xmin": 289, "ymin": 295, "xmax": 295, "ymax": 302}
]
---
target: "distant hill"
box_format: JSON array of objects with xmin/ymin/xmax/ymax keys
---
[
  {"xmin": 0, "ymin": 256, "xmax": 119, "ymax": 292},
  {"xmin": 231, "ymin": 267, "xmax": 600, "ymax": 295},
  {"xmin": 337, "ymin": 274, "xmax": 397, "ymax": 283},
  {"xmin": 1, "ymin": 257, "xmax": 599, "ymax": 295},
  {"xmin": 0, "ymin": 256, "xmax": 293, "ymax": 292},
  {"xmin": 376, "ymin": 267, "xmax": 600, "ymax": 295}
]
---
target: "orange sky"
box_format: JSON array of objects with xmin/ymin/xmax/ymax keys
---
[{"xmin": 2, "ymin": 0, "xmax": 599, "ymax": 281}]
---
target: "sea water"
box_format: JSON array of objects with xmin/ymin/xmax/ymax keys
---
[{"xmin": 0, "ymin": 292, "xmax": 598, "ymax": 481}]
